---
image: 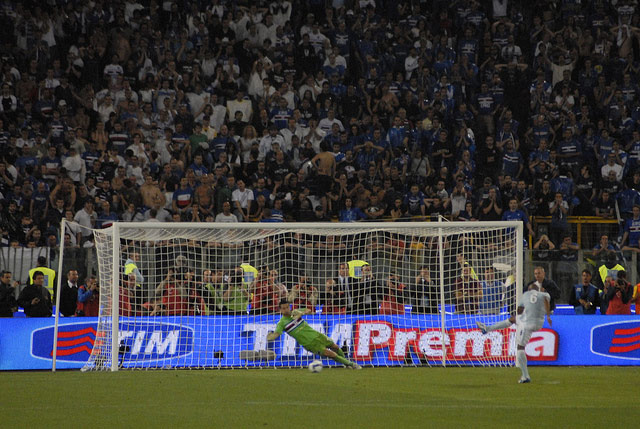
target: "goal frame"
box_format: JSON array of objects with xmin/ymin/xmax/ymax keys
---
[{"xmin": 55, "ymin": 220, "xmax": 523, "ymax": 372}]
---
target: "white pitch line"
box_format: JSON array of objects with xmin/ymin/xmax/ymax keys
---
[{"xmin": 243, "ymin": 401, "xmax": 598, "ymax": 410}]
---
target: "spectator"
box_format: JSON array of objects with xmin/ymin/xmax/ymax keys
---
[
  {"xmin": 388, "ymin": 198, "xmax": 406, "ymax": 221},
  {"xmin": 456, "ymin": 201, "xmax": 477, "ymax": 221},
  {"xmin": 227, "ymin": 88, "xmax": 253, "ymax": 124},
  {"xmin": 556, "ymin": 234, "xmax": 580, "ymax": 302},
  {"xmin": 73, "ymin": 199, "xmax": 97, "ymax": 238},
  {"xmin": 4, "ymin": 0, "xmax": 640, "ymax": 309},
  {"xmin": 479, "ymin": 187, "xmax": 502, "ymax": 221},
  {"xmin": 0, "ymin": 270, "xmax": 18, "ymax": 317},
  {"xmin": 548, "ymin": 192, "xmax": 569, "ymax": 246},
  {"xmin": 502, "ymin": 198, "xmax": 535, "ymax": 237},
  {"xmin": 231, "ymin": 179, "xmax": 253, "ymax": 222},
  {"xmin": 338, "ymin": 197, "xmax": 366, "ymax": 222},
  {"xmin": 594, "ymin": 190, "xmax": 616, "ymax": 219},
  {"xmin": 140, "ymin": 174, "xmax": 167, "ymax": 210},
  {"xmin": 601, "ymin": 152, "xmax": 624, "ymax": 181},
  {"xmin": 322, "ymin": 278, "xmax": 346, "ymax": 315},
  {"xmin": 479, "ymin": 266, "xmax": 505, "ymax": 315},
  {"xmin": 476, "ymin": 136, "xmax": 501, "ymax": 182},
  {"xmin": 574, "ymin": 165, "xmax": 597, "ymax": 215},
  {"xmin": 364, "ymin": 194, "xmax": 385, "ymax": 220},
  {"xmin": 404, "ymin": 184, "xmax": 426, "ymax": 217},
  {"xmin": 621, "ymin": 205, "xmax": 640, "ymax": 253},
  {"xmin": 600, "ymin": 170, "xmax": 624, "ymax": 199},
  {"xmin": 592, "ymin": 235, "xmax": 618, "ymax": 262},
  {"xmin": 556, "ymin": 128, "xmax": 582, "ymax": 175},
  {"xmin": 355, "ymin": 264, "xmax": 382, "ymax": 314}
]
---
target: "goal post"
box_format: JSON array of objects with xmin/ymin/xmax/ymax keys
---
[{"xmin": 56, "ymin": 221, "xmax": 523, "ymax": 371}]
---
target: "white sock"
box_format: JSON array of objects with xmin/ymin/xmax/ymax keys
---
[
  {"xmin": 516, "ymin": 349, "xmax": 529, "ymax": 379},
  {"xmin": 487, "ymin": 319, "xmax": 512, "ymax": 332}
]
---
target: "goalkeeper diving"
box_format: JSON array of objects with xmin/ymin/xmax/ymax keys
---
[{"xmin": 267, "ymin": 299, "xmax": 362, "ymax": 369}]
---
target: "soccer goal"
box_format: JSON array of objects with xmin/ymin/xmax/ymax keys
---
[{"xmin": 54, "ymin": 220, "xmax": 523, "ymax": 371}]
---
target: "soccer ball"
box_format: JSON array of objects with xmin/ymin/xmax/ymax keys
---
[{"xmin": 308, "ymin": 360, "xmax": 323, "ymax": 373}]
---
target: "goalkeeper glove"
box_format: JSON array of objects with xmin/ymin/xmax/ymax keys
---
[{"xmin": 291, "ymin": 309, "xmax": 305, "ymax": 318}]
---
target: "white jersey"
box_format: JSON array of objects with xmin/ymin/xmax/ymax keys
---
[{"xmin": 519, "ymin": 290, "xmax": 549, "ymax": 330}]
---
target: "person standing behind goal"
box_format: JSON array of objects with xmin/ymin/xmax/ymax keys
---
[
  {"xmin": 526, "ymin": 266, "xmax": 560, "ymax": 312},
  {"xmin": 124, "ymin": 252, "xmax": 144, "ymax": 314},
  {"xmin": 477, "ymin": 284, "xmax": 551, "ymax": 384}
]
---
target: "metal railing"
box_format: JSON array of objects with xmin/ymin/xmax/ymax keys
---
[
  {"xmin": 532, "ymin": 216, "xmax": 620, "ymax": 249},
  {"xmin": 0, "ymin": 245, "xmax": 99, "ymax": 297}
]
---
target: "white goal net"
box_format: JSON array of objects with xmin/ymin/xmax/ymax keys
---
[{"xmin": 59, "ymin": 221, "xmax": 522, "ymax": 371}]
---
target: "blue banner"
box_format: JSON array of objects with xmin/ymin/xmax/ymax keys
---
[{"xmin": 1, "ymin": 315, "xmax": 639, "ymax": 370}]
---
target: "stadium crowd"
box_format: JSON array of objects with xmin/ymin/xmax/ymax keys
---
[
  {"xmin": 3, "ymin": 0, "xmax": 640, "ymax": 244},
  {"xmin": 2, "ymin": 0, "xmax": 640, "ymax": 313}
]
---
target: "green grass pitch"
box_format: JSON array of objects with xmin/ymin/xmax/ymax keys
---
[{"xmin": 1, "ymin": 366, "xmax": 638, "ymax": 428}]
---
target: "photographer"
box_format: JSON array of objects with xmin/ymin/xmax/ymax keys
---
[
  {"xmin": 288, "ymin": 274, "xmax": 318, "ymax": 311},
  {"xmin": 76, "ymin": 276, "xmax": 99, "ymax": 317},
  {"xmin": 602, "ymin": 271, "xmax": 633, "ymax": 315},
  {"xmin": 379, "ymin": 272, "xmax": 407, "ymax": 315},
  {"xmin": 152, "ymin": 267, "xmax": 191, "ymax": 316}
]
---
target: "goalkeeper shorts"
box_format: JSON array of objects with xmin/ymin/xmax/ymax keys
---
[{"xmin": 302, "ymin": 333, "xmax": 334, "ymax": 355}]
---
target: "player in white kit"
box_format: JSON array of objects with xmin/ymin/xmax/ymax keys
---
[{"xmin": 476, "ymin": 284, "xmax": 552, "ymax": 383}]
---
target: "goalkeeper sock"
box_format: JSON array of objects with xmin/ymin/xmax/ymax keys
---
[
  {"xmin": 487, "ymin": 320, "xmax": 512, "ymax": 332},
  {"xmin": 333, "ymin": 355, "xmax": 355, "ymax": 367},
  {"xmin": 516, "ymin": 349, "xmax": 530, "ymax": 380},
  {"xmin": 335, "ymin": 348, "xmax": 346, "ymax": 358}
]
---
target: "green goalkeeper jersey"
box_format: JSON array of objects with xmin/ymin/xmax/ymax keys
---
[{"xmin": 275, "ymin": 314, "xmax": 321, "ymax": 346}]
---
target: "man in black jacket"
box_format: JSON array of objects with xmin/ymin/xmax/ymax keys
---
[
  {"xmin": 411, "ymin": 266, "xmax": 437, "ymax": 314},
  {"xmin": 0, "ymin": 270, "xmax": 18, "ymax": 317},
  {"xmin": 525, "ymin": 266, "xmax": 561, "ymax": 312},
  {"xmin": 59, "ymin": 269, "xmax": 79, "ymax": 317},
  {"xmin": 18, "ymin": 271, "xmax": 52, "ymax": 317}
]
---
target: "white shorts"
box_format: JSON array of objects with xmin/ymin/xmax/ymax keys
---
[{"xmin": 515, "ymin": 322, "xmax": 542, "ymax": 348}]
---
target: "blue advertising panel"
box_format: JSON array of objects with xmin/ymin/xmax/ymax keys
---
[{"xmin": 1, "ymin": 315, "xmax": 639, "ymax": 370}]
